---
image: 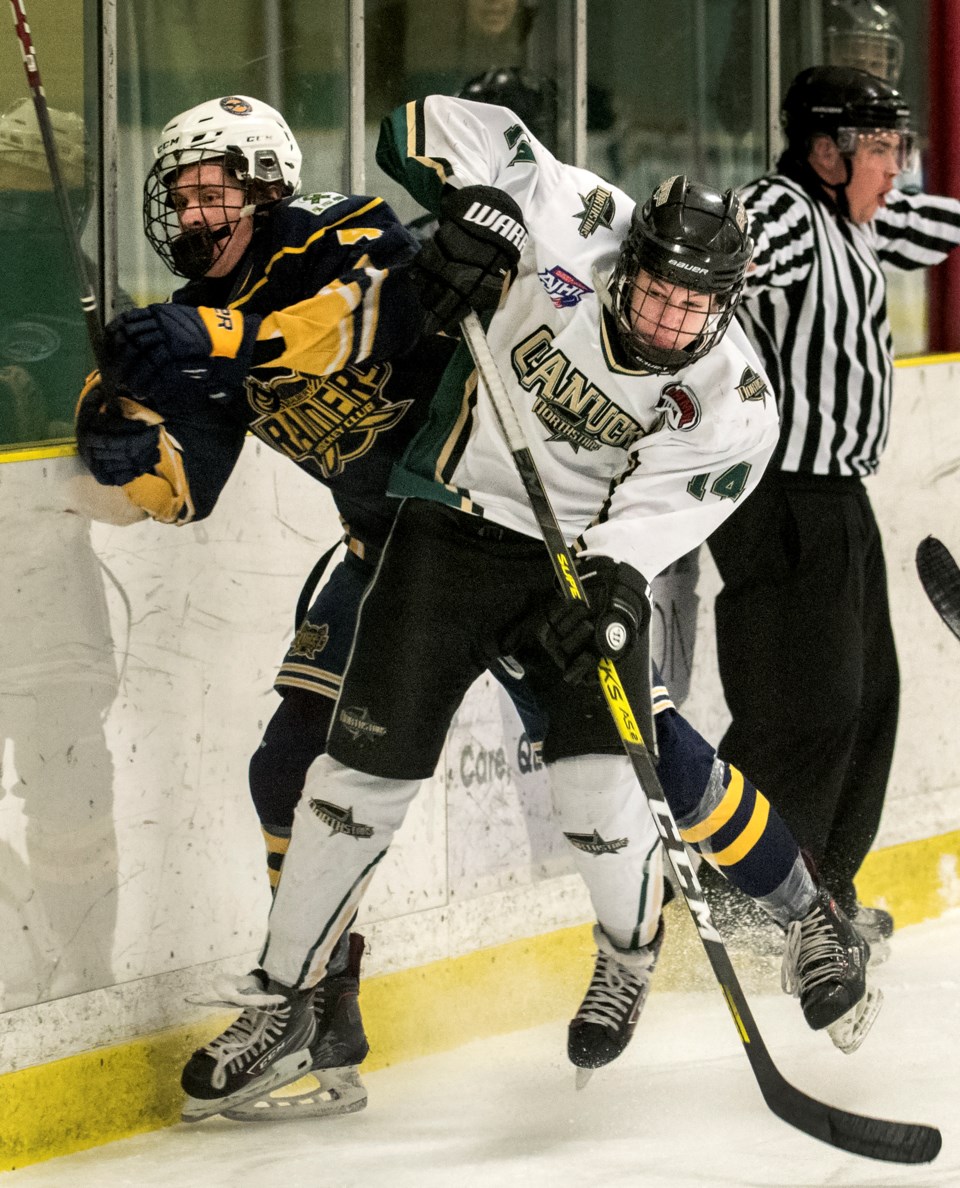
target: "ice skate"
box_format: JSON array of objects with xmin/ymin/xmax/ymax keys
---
[
  {"xmin": 180, "ymin": 978, "xmax": 317, "ymax": 1122},
  {"xmin": 224, "ymin": 934, "xmax": 371, "ymax": 1121},
  {"xmin": 569, "ymin": 919, "xmax": 664, "ymax": 1089},
  {"xmin": 781, "ymin": 887, "xmax": 881, "ymax": 1054}
]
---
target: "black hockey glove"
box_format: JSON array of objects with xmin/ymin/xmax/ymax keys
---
[
  {"xmin": 75, "ymin": 371, "xmax": 161, "ymax": 486},
  {"xmin": 410, "ymin": 184, "xmax": 528, "ymax": 337},
  {"xmin": 507, "ymin": 556, "xmax": 651, "ymax": 687},
  {"xmin": 102, "ymin": 303, "xmax": 260, "ymax": 407}
]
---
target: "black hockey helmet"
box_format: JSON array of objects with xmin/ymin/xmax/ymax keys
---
[
  {"xmin": 781, "ymin": 65, "xmax": 912, "ymax": 160},
  {"xmin": 457, "ymin": 67, "xmax": 558, "ymax": 145},
  {"xmin": 610, "ymin": 174, "xmax": 754, "ymax": 373}
]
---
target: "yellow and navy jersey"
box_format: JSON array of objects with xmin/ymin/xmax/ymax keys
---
[{"xmin": 156, "ymin": 192, "xmax": 450, "ymax": 551}]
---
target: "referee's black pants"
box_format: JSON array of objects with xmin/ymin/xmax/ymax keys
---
[{"xmin": 707, "ymin": 470, "xmax": 899, "ymax": 914}]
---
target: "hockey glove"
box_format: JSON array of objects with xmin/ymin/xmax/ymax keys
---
[
  {"xmin": 410, "ymin": 185, "xmax": 528, "ymax": 336},
  {"xmin": 102, "ymin": 303, "xmax": 260, "ymax": 406},
  {"xmin": 509, "ymin": 556, "xmax": 651, "ymax": 687},
  {"xmin": 75, "ymin": 371, "xmax": 161, "ymax": 485}
]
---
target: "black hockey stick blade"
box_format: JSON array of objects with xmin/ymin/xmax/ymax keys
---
[
  {"xmin": 916, "ymin": 535, "xmax": 960, "ymax": 643},
  {"xmin": 760, "ymin": 1057, "xmax": 942, "ymax": 1163},
  {"xmin": 460, "ymin": 312, "xmax": 942, "ymax": 1166},
  {"xmin": 622, "ymin": 734, "xmax": 942, "ymax": 1166}
]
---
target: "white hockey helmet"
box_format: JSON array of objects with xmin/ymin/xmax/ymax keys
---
[
  {"xmin": 0, "ymin": 98, "xmax": 86, "ymax": 187},
  {"xmin": 143, "ymin": 95, "xmax": 302, "ymax": 278},
  {"xmin": 151, "ymin": 95, "xmax": 302, "ymax": 192}
]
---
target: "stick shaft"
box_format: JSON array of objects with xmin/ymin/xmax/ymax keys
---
[{"xmin": 9, "ymin": 0, "xmax": 105, "ymax": 365}]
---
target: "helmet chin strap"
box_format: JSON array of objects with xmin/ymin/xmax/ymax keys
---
[{"xmin": 824, "ymin": 155, "xmax": 855, "ymax": 220}]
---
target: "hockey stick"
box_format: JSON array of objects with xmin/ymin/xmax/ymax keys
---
[
  {"xmin": 916, "ymin": 535, "xmax": 960, "ymax": 644},
  {"xmin": 460, "ymin": 310, "xmax": 941, "ymax": 1165},
  {"xmin": 10, "ymin": 0, "xmax": 106, "ymax": 368}
]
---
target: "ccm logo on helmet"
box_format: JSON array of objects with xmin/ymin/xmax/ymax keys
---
[
  {"xmin": 463, "ymin": 201, "xmax": 528, "ymax": 251},
  {"xmin": 656, "ymin": 383, "xmax": 702, "ymax": 431}
]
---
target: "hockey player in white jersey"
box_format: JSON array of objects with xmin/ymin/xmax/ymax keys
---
[{"xmin": 179, "ymin": 97, "xmax": 880, "ymax": 1122}]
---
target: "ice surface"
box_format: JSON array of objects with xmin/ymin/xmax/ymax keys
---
[{"xmin": 7, "ymin": 911, "xmax": 959, "ymax": 1187}]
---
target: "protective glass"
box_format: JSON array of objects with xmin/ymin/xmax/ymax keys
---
[{"xmin": 836, "ymin": 126, "xmax": 918, "ymax": 173}]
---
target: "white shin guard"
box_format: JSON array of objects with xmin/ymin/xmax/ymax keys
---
[
  {"xmin": 549, "ymin": 753, "xmax": 664, "ymax": 950},
  {"xmin": 261, "ymin": 754, "xmax": 421, "ymax": 986}
]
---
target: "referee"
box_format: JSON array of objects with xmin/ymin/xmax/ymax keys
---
[{"xmin": 707, "ymin": 65, "xmax": 960, "ymax": 945}]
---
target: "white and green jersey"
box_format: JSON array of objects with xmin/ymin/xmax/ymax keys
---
[{"xmin": 378, "ymin": 95, "xmax": 779, "ymax": 580}]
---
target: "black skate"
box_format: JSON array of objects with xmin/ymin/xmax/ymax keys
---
[
  {"xmin": 568, "ymin": 919, "xmax": 664, "ymax": 1088},
  {"xmin": 224, "ymin": 934, "xmax": 370, "ymax": 1121},
  {"xmin": 781, "ymin": 887, "xmax": 882, "ymax": 1054},
  {"xmin": 181, "ymin": 979, "xmax": 317, "ymax": 1122}
]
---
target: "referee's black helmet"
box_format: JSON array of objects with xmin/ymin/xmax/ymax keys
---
[{"xmin": 781, "ymin": 66, "xmax": 911, "ymax": 155}]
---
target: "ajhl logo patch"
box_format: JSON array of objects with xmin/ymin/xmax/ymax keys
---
[{"xmin": 538, "ymin": 265, "xmax": 594, "ymax": 308}]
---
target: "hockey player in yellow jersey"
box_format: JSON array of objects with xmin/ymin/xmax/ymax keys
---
[{"xmin": 74, "ymin": 94, "xmax": 453, "ymax": 1120}]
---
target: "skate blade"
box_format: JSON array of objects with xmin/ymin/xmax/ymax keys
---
[
  {"xmin": 181, "ymin": 1048, "xmax": 314, "ymax": 1123},
  {"xmin": 574, "ymin": 1067, "xmax": 594, "ymax": 1091},
  {"xmin": 223, "ymin": 1066, "xmax": 368, "ymax": 1121},
  {"xmin": 826, "ymin": 986, "xmax": 883, "ymax": 1054}
]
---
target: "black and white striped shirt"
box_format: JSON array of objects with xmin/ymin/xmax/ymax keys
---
[{"xmin": 737, "ymin": 175, "xmax": 960, "ymax": 476}]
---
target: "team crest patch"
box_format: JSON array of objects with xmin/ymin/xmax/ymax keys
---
[
  {"xmin": 538, "ymin": 265, "xmax": 593, "ymax": 308},
  {"xmin": 289, "ymin": 620, "xmax": 329, "ymax": 660},
  {"xmin": 574, "ymin": 186, "xmax": 616, "ymax": 237},
  {"xmin": 564, "ymin": 829, "xmax": 629, "ymax": 855},
  {"xmin": 654, "ymin": 175, "xmax": 679, "ymax": 206},
  {"xmin": 220, "ymin": 96, "xmax": 253, "ymax": 116},
  {"xmin": 656, "ymin": 382, "xmax": 701, "ymax": 431},
  {"xmin": 293, "ymin": 192, "xmax": 349, "ymax": 216},
  {"xmin": 736, "ymin": 366, "xmax": 768, "ymax": 404},
  {"xmin": 246, "ymin": 363, "xmax": 412, "ymax": 479},
  {"xmin": 338, "ymin": 705, "xmax": 387, "ymax": 743},
  {"xmin": 308, "ymin": 799, "xmax": 374, "ymax": 839}
]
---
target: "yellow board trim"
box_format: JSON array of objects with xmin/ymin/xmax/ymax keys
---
[
  {"xmin": 2, "ymin": 828, "xmax": 959, "ymax": 1172},
  {"xmin": 0, "ymin": 442, "xmax": 76, "ymax": 464}
]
